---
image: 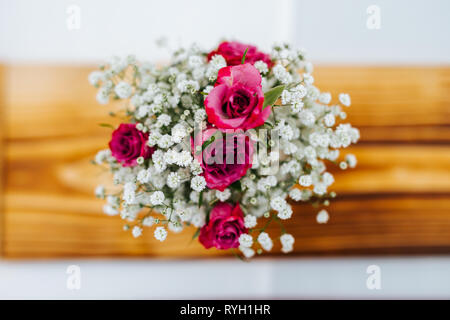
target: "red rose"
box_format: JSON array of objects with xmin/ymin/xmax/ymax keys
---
[
  {"xmin": 109, "ymin": 123, "xmax": 154, "ymax": 167},
  {"xmin": 192, "ymin": 127, "xmax": 254, "ymax": 191},
  {"xmin": 205, "ymin": 63, "xmax": 270, "ymax": 130},
  {"xmin": 199, "ymin": 202, "xmax": 247, "ymax": 250},
  {"xmin": 207, "ymin": 41, "xmax": 272, "ymax": 67}
]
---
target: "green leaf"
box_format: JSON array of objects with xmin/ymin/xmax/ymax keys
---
[
  {"xmin": 230, "ymin": 180, "xmax": 241, "ymax": 191},
  {"xmin": 196, "ymin": 135, "xmax": 216, "ymax": 155},
  {"xmin": 264, "ymin": 121, "xmax": 274, "ymax": 128},
  {"xmin": 263, "ymin": 85, "xmax": 285, "ymax": 109},
  {"xmin": 202, "ymin": 135, "xmax": 215, "ymax": 149},
  {"xmin": 99, "ymin": 123, "xmax": 115, "ymax": 129},
  {"xmin": 191, "ymin": 228, "xmax": 201, "ymax": 241},
  {"xmin": 241, "ymin": 47, "xmax": 249, "ymax": 64},
  {"xmin": 198, "ymin": 190, "xmax": 204, "ymax": 208}
]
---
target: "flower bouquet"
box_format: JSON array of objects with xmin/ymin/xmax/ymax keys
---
[{"xmin": 91, "ymin": 41, "xmax": 359, "ymax": 258}]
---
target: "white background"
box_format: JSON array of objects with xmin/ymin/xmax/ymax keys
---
[
  {"xmin": 0, "ymin": 0, "xmax": 449, "ymax": 299},
  {"xmin": 0, "ymin": 0, "xmax": 449, "ymax": 64},
  {"xmin": 1, "ymin": 258, "xmax": 450, "ymax": 299}
]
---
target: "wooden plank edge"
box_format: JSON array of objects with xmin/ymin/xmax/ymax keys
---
[{"xmin": 0, "ymin": 64, "xmax": 6, "ymax": 256}]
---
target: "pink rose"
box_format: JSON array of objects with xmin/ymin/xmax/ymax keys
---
[
  {"xmin": 207, "ymin": 41, "xmax": 272, "ymax": 67},
  {"xmin": 109, "ymin": 123, "xmax": 154, "ymax": 167},
  {"xmin": 199, "ymin": 202, "xmax": 248, "ymax": 250},
  {"xmin": 192, "ymin": 127, "xmax": 254, "ymax": 191},
  {"xmin": 205, "ymin": 63, "xmax": 270, "ymax": 130}
]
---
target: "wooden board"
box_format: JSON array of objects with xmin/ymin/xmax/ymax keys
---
[
  {"xmin": 0, "ymin": 65, "xmax": 5, "ymax": 256},
  {"xmin": 4, "ymin": 195, "xmax": 450, "ymax": 258},
  {"xmin": 1, "ymin": 65, "xmax": 450, "ymax": 258}
]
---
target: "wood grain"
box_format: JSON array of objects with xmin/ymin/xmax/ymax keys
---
[
  {"xmin": 0, "ymin": 65, "xmax": 5, "ymax": 256},
  {"xmin": 314, "ymin": 66, "xmax": 450, "ymax": 142},
  {"xmin": 5, "ymin": 143, "xmax": 450, "ymax": 196},
  {"xmin": 4, "ymin": 65, "xmax": 450, "ymax": 142},
  {"xmin": 4, "ymin": 195, "xmax": 450, "ymax": 258},
  {"xmin": 1, "ymin": 64, "xmax": 449, "ymax": 258}
]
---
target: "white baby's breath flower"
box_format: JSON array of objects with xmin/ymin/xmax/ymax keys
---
[
  {"xmin": 169, "ymin": 221, "xmax": 183, "ymax": 233},
  {"xmin": 254, "ymin": 60, "xmax": 268, "ymax": 74},
  {"xmin": 171, "ymin": 123, "xmax": 187, "ymax": 143},
  {"xmin": 194, "ymin": 109, "xmax": 207, "ymax": 123},
  {"xmin": 299, "ymin": 175, "xmax": 312, "ymax": 187},
  {"xmin": 346, "ymin": 154, "xmax": 357, "ymax": 168},
  {"xmin": 291, "ymin": 101, "xmax": 304, "ymax": 113},
  {"xmin": 95, "ymin": 185, "xmax": 105, "ymax": 199},
  {"xmin": 89, "ymin": 71, "xmax": 104, "ymax": 86},
  {"xmin": 239, "ymin": 246, "xmax": 255, "ymax": 258},
  {"xmin": 147, "ymin": 131, "xmax": 161, "ymax": 147},
  {"xmin": 154, "ymin": 226, "xmax": 168, "ymax": 241},
  {"xmin": 132, "ymin": 226, "xmax": 142, "ymax": 238},
  {"xmin": 114, "ymin": 81, "xmax": 132, "ymax": 99},
  {"xmin": 215, "ymin": 189, "xmax": 231, "ymax": 202},
  {"xmin": 339, "ymin": 93, "xmax": 351, "ymax": 106},
  {"xmin": 177, "ymin": 79, "xmax": 199, "ymax": 93},
  {"xmin": 176, "ymin": 207, "xmax": 192, "ymax": 222},
  {"xmin": 191, "ymin": 211, "xmax": 205, "ymax": 227},
  {"xmin": 156, "ymin": 114, "xmax": 171, "ymax": 127},
  {"xmin": 191, "ymin": 176, "xmax": 206, "ymax": 192},
  {"xmin": 189, "ymin": 159, "xmax": 203, "ymax": 176},
  {"xmin": 203, "ymin": 86, "xmax": 214, "ymax": 94},
  {"xmin": 280, "ymin": 233, "xmax": 294, "ymax": 247},
  {"xmin": 157, "ymin": 134, "xmax": 174, "ymax": 149},
  {"xmin": 96, "ymin": 87, "xmax": 109, "ymax": 104},
  {"xmin": 277, "ymin": 204, "xmax": 293, "ymax": 220},
  {"xmin": 238, "ymin": 234, "xmax": 253, "ymax": 248},
  {"xmin": 316, "ymin": 209, "xmax": 329, "ymax": 224},
  {"xmin": 167, "ymin": 172, "xmax": 180, "ymax": 189},
  {"xmin": 313, "ymin": 183, "xmax": 327, "ymax": 196},
  {"xmin": 273, "ymin": 64, "xmax": 292, "ymax": 84},
  {"xmin": 107, "ymin": 195, "xmax": 120, "ymax": 206},
  {"xmin": 291, "ymin": 84, "xmax": 307, "ymax": 101},
  {"xmin": 150, "ymin": 191, "xmax": 165, "ymax": 206},
  {"xmin": 257, "ymin": 232, "xmax": 273, "ymax": 251},
  {"xmin": 304, "ymin": 61, "xmax": 313, "ymax": 73},
  {"xmin": 319, "ymin": 92, "xmax": 331, "ymax": 104},
  {"xmin": 289, "ymin": 188, "xmax": 302, "ymax": 201},
  {"xmin": 303, "ymin": 73, "xmax": 314, "ymax": 85},
  {"xmin": 270, "ymin": 196, "xmax": 287, "ymax": 211},
  {"xmin": 123, "ymin": 182, "xmax": 136, "ymax": 204},
  {"xmin": 153, "ymin": 157, "xmax": 167, "ymax": 173},
  {"xmin": 276, "ymin": 121, "xmax": 294, "ymax": 141},
  {"xmin": 137, "ymin": 169, "xmax": 151, "ymax": 184},
  {"xmin": 190, "ymin": 191, "xmax": 200, "ymax": 203},
  {"xmin": 209, "ymin": 54, "xmax": 226, "ymax": 70},
  {"xmin": 164, "ymin": 149, "xmax": 178, "ymax": 165},
  {"xmin": 142, "ymin": 216, "xmax": 155, "ymax": 227},
  {"xmin": 280, "ymin": 233, "xmax": 294, "ymax": 253},
  {"xmin": 322, "ymin": 172, "xmax": 334, "ymax": 186},
  {"xmin": 244, "ymin": 215, "xmax": 257, "ymax": 228},
  {"xmin": 299, "ymin": 110, "xmax": 315, "ymax": 126},
  {"xmin": 281, "ymin": 89, "xmax": 291, "ymax": 105},
  {"xmin": 103, "ymin": 204, "xmax": 118, "ymax": 216},
  {"xmin": 95, "ymin": 149, "xmax": 111, "ymax": 164},
  {"xmin": 188, "ymin": 55, "xmax": 203, "ymax": 68},
  {"xmin": 324, "ymin": 113, "xmax": 335, "ymax": 127},
  {"xmin": 176, "ymin": 150, "xmax": 192, "ymax": 167}
]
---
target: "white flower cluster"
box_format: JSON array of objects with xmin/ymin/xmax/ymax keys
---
[{"xmin": 91, "ymin": 41, "xmax": 359, "ymax": 258}]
